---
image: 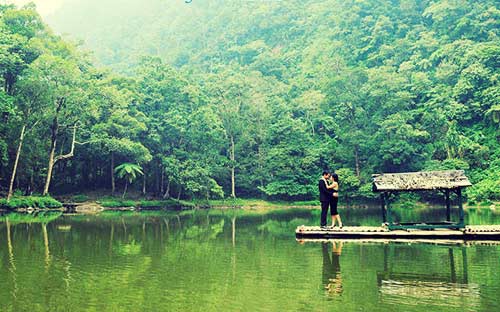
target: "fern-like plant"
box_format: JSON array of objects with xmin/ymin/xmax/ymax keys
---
[{"xmin": 114, "ymin": 163, "xmax": 144, "ymax": 198}]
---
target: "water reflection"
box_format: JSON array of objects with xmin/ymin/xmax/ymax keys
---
[
  {"xmin": 5, "ymin": 218, "xmax": 18, "ymax": 303},
  {"xmin": 377, "ymin": 244, "xmax": 480, "ymax": 309},
  {"xmin": 0, "ymin": 208, "xmax": 498, "ymax": 311},
  {"xmin": 322, "ymin": 241, "xmax": 343, "ymax": 296}
]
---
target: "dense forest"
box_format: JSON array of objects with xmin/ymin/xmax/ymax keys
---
[{"xmin": 0, "ymin": 0, "xmax": 499, "ymax": 202}]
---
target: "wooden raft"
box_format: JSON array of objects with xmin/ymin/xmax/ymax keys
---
[{"xmin": 295, "ymin": 225, "xmax": 500, "ymax": 240}]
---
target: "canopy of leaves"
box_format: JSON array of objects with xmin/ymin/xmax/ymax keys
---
[{"xmin": 0, "ymin": 1, "xmax": 498, "ymax": 202}]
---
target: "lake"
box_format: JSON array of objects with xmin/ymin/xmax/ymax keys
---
[{"xmin": 1, "ymin": 207, "xmax": 499, "ymax": 311}]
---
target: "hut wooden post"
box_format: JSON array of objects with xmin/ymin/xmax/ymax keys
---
[
  {"xmin": 445, "ymin": 190, "xmax": 451, "ymax": 222},
  {"xmin": 457, "ymin": 188, "xmax": 464, "ymax": 227},
  {"xmin": 385, "ymin": 192, "xmax": 392, "ymax": 224},
  {"xmin": 380, "ymin": 193, "xmax": 387, "ymax": 224}
]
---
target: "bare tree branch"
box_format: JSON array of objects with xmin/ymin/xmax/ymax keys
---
[{"xmin": 54, "ymin": 125, "xmax": 77, "ymax": 164}]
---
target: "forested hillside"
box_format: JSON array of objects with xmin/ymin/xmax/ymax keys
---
[{"xmin": 1, "ymin": 1, "xmax": 499, "ymax": 201}]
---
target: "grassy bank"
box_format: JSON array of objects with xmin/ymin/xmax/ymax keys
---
[
  {"xmin": 55, "ymin": 193, "xmax": 321, "ymax": 210},
  {"xmin": 94, "ymin": 198, "xmax": 318, "ymax": 210},
  {"xmin": 0, "ymin": 196, "xmax": 63, "ymax": 210},
  {"xmin": 98, "ymin": 198, "xmax": 196, "ymax": 209},
  {"xmin": 51, "ymin": 192, "xmax": 500, "ymax": 211}
]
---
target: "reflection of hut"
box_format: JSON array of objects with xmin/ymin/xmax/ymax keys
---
[
  {"xmin": 377, "ymin": 245, "xmax": 480, "ymax": 309},
  {"xmin": 372, "ymin": 170, "xmax": 472, "ymax": 230}
]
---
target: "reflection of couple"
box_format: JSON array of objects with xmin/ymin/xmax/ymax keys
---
[
  {"xmin": 322, "ymin": 241, "xmax": 343, "ymax": 295},
  {"xmin": 318, "ymin": 171, "xmax": 342, "ymax": 228}
]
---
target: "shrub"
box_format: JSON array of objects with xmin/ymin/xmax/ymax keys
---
[
  {"xmin": 138, "ymin": 200, "xmax": 191, "ymax": 209},
  {"xmin": 35, "ymin": 196, "xmax": 62, "ymax": 208},
  {"xmin": 71, "ymin": 194, "xmax": 89, "ymax": 203},
  {"xmin": 138, "ymin": 200, "xmax": 165, "ymax": 208},
  {"xmin": 101, "ymin": 200, "xmax": 136, "ymax": 208},
  {"xmin": 0, "ymin": 196, "xmax": 62, "ymax": 210}
]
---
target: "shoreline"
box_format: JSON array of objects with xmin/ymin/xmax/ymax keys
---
[{"xmin": 1, "ymin": 199, "xmax": 497, "ymax": 214}]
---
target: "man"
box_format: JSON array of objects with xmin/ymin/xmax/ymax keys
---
[{"xmin": 318, "ymin": 171, "xmax": 333, "ymax": 228}]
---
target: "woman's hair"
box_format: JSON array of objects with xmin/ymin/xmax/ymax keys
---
[{"xmin": 331, "ymin": 173, "xmax": 339, "ymax": 183}]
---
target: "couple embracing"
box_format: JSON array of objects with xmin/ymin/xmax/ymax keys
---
[{"xmin": 319, "ymin": 171, "xmax": 343, "ymax": 229}]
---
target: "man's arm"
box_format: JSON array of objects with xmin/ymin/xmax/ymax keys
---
[{"xmin": 319, "ymin": 179, "xmax": 330, "ymax": 195}]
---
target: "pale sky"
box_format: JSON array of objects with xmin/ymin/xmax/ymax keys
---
[{"xmin": 7, "ymin": 0, "xmax": 64, "ymax": 17}]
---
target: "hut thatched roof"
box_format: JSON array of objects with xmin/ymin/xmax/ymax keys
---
[{"xmin": 372, "ymin": 170, "xmax": 472, "ymax": 192}]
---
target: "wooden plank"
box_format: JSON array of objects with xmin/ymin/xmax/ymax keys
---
[
  {"xmin": 296, "ymin": 238, "xmax": 500, "ymax": 246},
  {"xmin": 295, "ymin": 225, "xmax": 500, "ymax": 240}
]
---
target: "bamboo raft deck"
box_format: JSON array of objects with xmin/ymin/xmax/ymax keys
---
[{"xmin": 295, "ymin": 225, "xmax": 500, "ymax": 241}]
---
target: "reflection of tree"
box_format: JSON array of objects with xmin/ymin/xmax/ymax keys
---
[
  {"xmin": 6, "ymin": 218, "xmax": 18, "ymax": 302},
  {"xmin": 258, "ymin": 218, "xmax": 310, "ymax": 237},
  {"xmin": 0, "ymin": 212, "xmax": 62, "ymax": 224},
  {"xmin": 62, "ymin": 258, "xmax": 73, "ymax": 295},
  {"xmin": 42, "ymin": 223, "xmax": 51, "ymax": 270},
  {"xmin": 184, "ymin": 219, "xmax": 225, "ymax": 240},
  {"xmin": 121, "ymin": 217, "xmax": 127, "ymax": 237},
  {"xmin": 163, "ymin": 218, "xmax": 170, "ymax": 236},
  {"xmin": 322, "ymin": 241, "xmax": 343, "ymax": 296},
  {"xmin": 109, "ymin": 222, "xmax": 114, "ymax": 256},
  {"xmin": 1, "ymin": 212, "xmax": 63, "ymax": 306},
  {"xmin": 142, "ymin": 221, "xmax": 146, "ymax": 242},
  {"xmin": 232, "ymin": 216, "xmax": 236, "ymax": 247}
]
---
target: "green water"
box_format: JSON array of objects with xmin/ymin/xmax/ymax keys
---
[{"xmin": 1, "ymin": 207, "xmax": 499, "ymax": 312}]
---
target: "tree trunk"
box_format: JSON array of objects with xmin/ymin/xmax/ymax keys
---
[
  {"xmin": 230, "ymin": 135, "xmax": 236, "ymax": 198},
  {"xmin": 177, "ymin": 186, "xmax": 182, "ymax": 201},
  {"xmin": 122, "ymin": 181, "xmax": 128, "ymax": 199},
  {"xmin": 163, "ymin": 178, "xmax": 171, "ymax": 199},
  {"xmin": 155, "ymin": 160, "xmax": 163, "ymax": 197},
  {"xmin": 142, "ymin": 168, "xmax": 146, "ymax": 196},
  {"xmin": 43, "ymin": 115, "xmax": 59, "ymax": 196},
  {"xmin": 111, "ymin": 152, "xmax": 115, "ymax": 195},
  {"xmin": 7, "ymin": 124, "xmax": 26, "ymax": 201},
  {"xmin": 258, "ymin": 145, "xmax": 264, "ymax": 193},
  {"xmin": 43, "ymin": 99, "xmax": 78, "ymax": 196},
  {"xmin": 43, "ymin": 124, "xmax": 78, "ymax": 195},
  {"xmin": 159, "ymin": 162, "xmax": 164, "ymax": 196},
  {"xmin": 26, "ymin": 170, "xmax": 34, "ymax": 196},
  {"xmin": 354, "ymin": 145, "xmax": 360, "ymax": 177}
]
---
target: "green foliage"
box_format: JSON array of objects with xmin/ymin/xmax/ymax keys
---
[
  {"xmin": 71, "ymin": 194, "xmax": 89, "ymax": 203},
  {"xmin": 0, "ymin": 196, "xmax": 62, "ymax": 210},
  {"xmin": 100, "ymin": 198, "xmax": 187, "ymax": 209},
  {"xmin": 138, "ymin": 200, "xmax": 185, "ymax": 209},
  {"xmin": 334, "ymin": 168, "xmax": 361, "ymax": 203},
  {"xmin": 114, "ymin": 163, "xmax": 143, "ymax": 184},
  {"xmin": 467, "ymin": 159, "xmax": 500, "ymax": 202},
  {"xmin": 391, "ymin": 193, "xmax": 420, "ymax": 210},
  {"xmin": 100, "ymin": 199, "xmax": 136, "ymax": 208},
  {"xmin": 0, "ymin": 2, "xmax": 499, "ymax": 202}
]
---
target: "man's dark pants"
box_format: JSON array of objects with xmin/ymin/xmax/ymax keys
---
[{"xmin": 320, "ymin": 200, "xmax": 329, "ymax": 227}]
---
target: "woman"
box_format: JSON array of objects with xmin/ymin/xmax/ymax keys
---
[{"xmin": 327, "ymin": 173, "xmax": 342, "ymax": 228}]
